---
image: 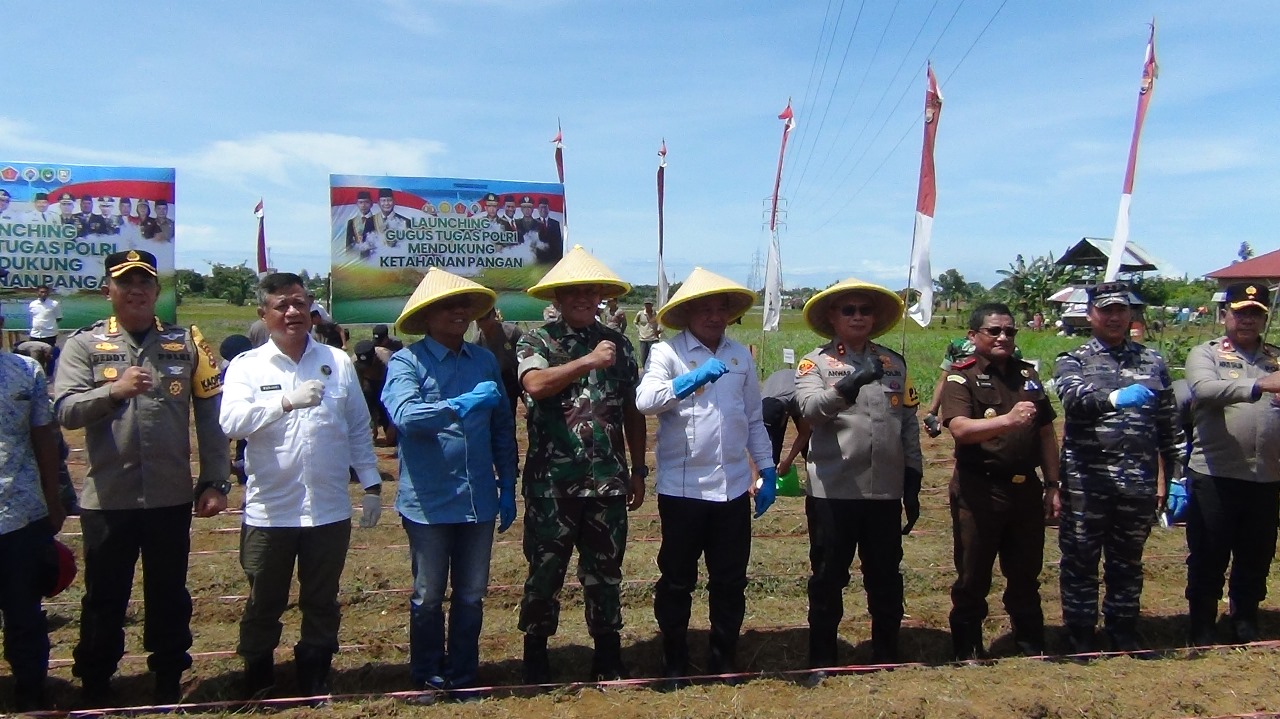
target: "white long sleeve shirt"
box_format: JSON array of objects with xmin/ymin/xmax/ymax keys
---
[
  {"xmin": 635, "ymin": 331, "xmax": 774, "ymax": 501},
  {"xmin": 219, "ymin": 337, "xmax": 379, "ymax": 527}
]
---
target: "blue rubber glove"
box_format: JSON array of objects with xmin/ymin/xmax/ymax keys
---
[
  {"xmin": 1109, "ymin": 384, "xmax": 1155, "ymax": 409},
  {"xmin": 672, "ymin": 358, "xmax": 730, "ymax": 399},
  {"xmin": 448, "ymin": 380, "xmax": 502, "ymax": 418},
  {"xmin": 498, "ymin": 487, "xmax": 517, "ymax": 533},
  {"xmin": 1165, "ymin": 477, "xmax": 1189, "ymax": 524},
  {"xmin": 755, "ymin": 467, "xmax": 777, "ymax": 518}
]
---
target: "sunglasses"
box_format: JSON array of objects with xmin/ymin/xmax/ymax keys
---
[
  {"xmin": 435, "ymin": 297, "xmax": 472, "ymax": 311},
  {"xmin": 838, "ymin": 304, "xmax": 876, "ymax": 317},
  {"xmin": 976, "ymin": 326, "xmax": 1018, "ymax": 338}
]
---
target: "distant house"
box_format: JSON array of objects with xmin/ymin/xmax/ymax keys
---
[
  {"xmin": 1205, "ymin": 249, "xmax": 1280, "ymax": 288},
  {"xmin": 1055, "ymin": 237, "xmax": 1161, "ymax": 276}
]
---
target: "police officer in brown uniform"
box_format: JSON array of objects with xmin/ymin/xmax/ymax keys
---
[
  {"xmin": 939, "ymin": 302, "xmax": 1061, "ymax": 659},
  {"xmin": 54, "ymin": 250, "xmax": 229, "ymax": 706}
]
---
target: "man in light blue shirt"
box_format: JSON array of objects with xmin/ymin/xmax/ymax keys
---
[{"xmin": 381, "ymin": 268, "xmax": 518, "ymax": 692}]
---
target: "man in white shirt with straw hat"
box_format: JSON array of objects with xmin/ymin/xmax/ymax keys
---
[
  {"xmin": 515, "ymin": 245, "xmax": 648, "ymax": 684},
  {"xmin": 794, "ymin": 277, "xmax": 923, "ymax": 670},
  {"xmin": 636, "ymin": 267, "xmax": 777, "ymax": 682},
  {"xmin": 380, "ymin": 267, "xmax": 519, "ymax": 692}
]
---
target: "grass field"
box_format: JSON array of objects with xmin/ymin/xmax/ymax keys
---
[{"xmin": 24, "ymin": 298, "xmax": 1280, "ymax": 718}]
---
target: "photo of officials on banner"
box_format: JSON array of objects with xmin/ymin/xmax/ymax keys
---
[
  {"xmin": 0, "ymin": 162, "xmax": 178, "ymax": 328},
  {"xmin": 329, "ymin": 175, "xmax": 566, "ymax": 323}
]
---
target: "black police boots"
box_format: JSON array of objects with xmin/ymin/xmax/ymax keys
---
[
  {"xmin": 808, "ymin": 627, "xmax": 839, "ymax": 670},
  {"xmin": 1187, "ymin": 599, "xmax": 1219, "ymax": 647},
  {"xmin": 1011, "ymin": 615, "xmax": 1046, "ymax": 656},
  {"xmin": 294, "ymin": 645, "xmax": 332, "ymax": 698},
  {"xmin": 153, "ymin": 669, "xmax": 183, "ymax": 705},
  {"xmin": 522, "ymin": 634, "xmax": 551, "ymax": 685},
  {"xmin": 243, "ymin": 654, "xmax": 276, "ymax": 698},
  {"xmin": 1064, "ymin": 624, "xmax": 1097, "ymax": 655},
  {"xmin": 870, "ymin": 621, "xmax": 900, "ymax": 664},
  {"xmin": 1105, "ymin": 618, "xmax": 1144, "ymax": 653},
  {"xmin": 1231, "ymin": 602, "xmax": 1260, "ymax": 644},
  {"xmin": 590, "ymin": 632, "xmax": 630, "ymax": 681},
  {"xmin": 949, "ymin": 620, "xmax": 988, "ymax": 661}
]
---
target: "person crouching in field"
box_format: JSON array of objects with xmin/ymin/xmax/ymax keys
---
[
  {"xmin": 635, "ymin": 268, "xmax": 776, "ymax": 682},
  {"xmin": 380, "ymin": 268, "xmax": 518, "ymax": 692},
  {"xmin": 219, "ymin": 272, "xmax": 383, "ymax": 699}
]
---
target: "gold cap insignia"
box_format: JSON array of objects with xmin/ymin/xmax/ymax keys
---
[{"xmin": 126, "ymin": 250, "xmax": 140, "ymax": 261}]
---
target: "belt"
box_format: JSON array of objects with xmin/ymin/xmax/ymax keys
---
[{"xmin": 957, "ymin": 464, "xmax": 1038, "ymax": 484}]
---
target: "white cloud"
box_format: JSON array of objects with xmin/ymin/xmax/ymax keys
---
[{"xmin": 181, "ymin": 132, "xmax": 446, "ymax": 188}]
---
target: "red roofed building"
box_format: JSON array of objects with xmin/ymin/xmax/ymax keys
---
[{"xmin": 1206, "ymin": 248, "xmax": 1280, "ymax": 288}]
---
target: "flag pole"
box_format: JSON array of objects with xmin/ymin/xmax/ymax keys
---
[
  {"xmin": 657, "ymin": 140, "xmax": 670, "ymax": 306},
  {"xmin": 1103, "ymin": 19, "xmax": 1158, "ymax": 282}
]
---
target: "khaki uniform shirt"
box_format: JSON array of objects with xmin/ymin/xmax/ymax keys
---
[
  {"xmin": 1186, "ymin": 337, "xmax": 1280, "ymax": 483},
  {"xmin": 795, "ymin": 340, "xmax": 922, "ymax": 500},
  {"xmin": 939, "ymin": 354, "xmax": 1055, "ymax": 480},
  {"xmin": 54, "ymin": 317, "xmax": 228, "ymax": 510}
]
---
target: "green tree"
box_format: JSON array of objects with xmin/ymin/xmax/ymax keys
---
[
  {"xmin": 934, "ymin": 268, "xmax": 970, "ymax": 311},
  {"xmin": 994, "ymin": 253, "xmax": 1076, "ymax": 322},
  {"xmin": 206, "ymin": 262, "xmax": 258, "ymax": 306},
  {"xmin": 174, "ymin": 269, "xmax": 206, "ymax": 300}
]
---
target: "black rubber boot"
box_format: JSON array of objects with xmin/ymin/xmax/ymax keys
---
[
  {"xmin": 870, "ymin": 620, "xmax": 901, "ymax": 664},
  {"xmin": 14, "ymin": 680, "xmax": 49, "ymax": 712},
  {"xmin": 79, "ymin": 677, "xmax": 114, "ymax": 709},
  {"xmin": 242, "ymin": 654, "xmax": 276, "ymax": 698},
  {"xmin": 294, "ymin": 645, "xmax": 333, "ymax": 698},
  {"xmin": 1187, "ymin": 599, "xmax": 1219, "ymax": 647},
  {"xmin": 949, "ymin": 620, "xmax": 987, "ymax": 661},
  {"xmin": 808, "ymin": 627, "xmax": 839, "ymax": 670},
  {"xmin": 153, "ymin": 669, "xmax": 183, "ymax": 705},
  {"xmin": 522, "ymin": 634, "xmax": 551, "ymax": 685},
  {"xmin": 1064, "ymin": 625, "xmax": 1097, "ymax": 655},
  {"xmin": 1105, "ymin": 618, "xmax": 1144, "ymax": 653},
  {"xmin": 661, "ymin": 633, "xmax": 689, "ymax": 679},
  {"xmin": 1010, "ymin": 615, "xmax": 1045, "ymax": 657},
  {"xmin": 1230, "ymin": 602, "xmax": 1259, "ymax": 644},
  {"xmin": 590, "ymin": 633, "xmax": 630, "ymax": 681}
]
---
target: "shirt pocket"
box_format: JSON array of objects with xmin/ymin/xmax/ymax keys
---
[
  {"xmin": 93, "ymin": 362, "xmax": 131, "ymax": 386},
  {"xmin": 972, "ymin": 385, "xmax": 1004, "ymax": 417}
]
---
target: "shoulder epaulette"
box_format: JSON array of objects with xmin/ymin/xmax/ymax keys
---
[{"xmin": 952, "ymin": 355, "xmax": 978, "ymax": 370}]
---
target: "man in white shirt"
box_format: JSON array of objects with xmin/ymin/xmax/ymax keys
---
[
  {"xmin": 0, "ymin": 189, "xmax": 16, "ymax": 220},
  {"xmin": 635, "ymin": 267, "xmax": 776, "ymax": 681},
  {"xmin": 27, "ymin": 286, "xmax": 62, "ymax": 347},
  {"xmin": 219, "ymin": 272, "xmax": 383, "ymax": 699}
]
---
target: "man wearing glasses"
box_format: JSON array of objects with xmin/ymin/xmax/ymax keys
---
[
  {"xmin": 1182, "ymin": 282, "xmax": 1280, "ymax": 646},
  {"xmin": 938, "ymin": 303, "xmax": 1060, "ymax": 659},
  {"xmin": 1053, "ymin": 281, "xmax": 1182, "ymax": 653},
  {"xmin": 794, "ymin": 278, "xmax": 923, "ymax": 669}
]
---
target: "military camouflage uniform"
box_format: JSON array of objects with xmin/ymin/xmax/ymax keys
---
[
  {"xmin": 1054, "ymin": 337, "xmax": 1181, "ymax": 633},
  {"xmin": 515, "ymin": 319, "xmax": 639, "ymax": 637}
]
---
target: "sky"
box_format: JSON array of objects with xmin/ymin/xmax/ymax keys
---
[{"xmin": 3, "ymin": 0, "xmax": 1276, "ymax": 292}]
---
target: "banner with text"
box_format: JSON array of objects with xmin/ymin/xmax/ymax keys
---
[
  {"xmin": 0, "ymin": 162, "xmax": 177, "ymax": 330},
  {"xmin": 329, "ymin": 174, "xmax": 565, "ymax": 324}
]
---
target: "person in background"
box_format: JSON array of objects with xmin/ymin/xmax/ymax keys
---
[
  {"xmin": 475, "ymin": 306, "xmax": 524, "ymax": 419},
  {"xmin": 311, "ymin": 305, "xmax": 345, "ymax": 349},
  {"xmin": 603, "ymin": 297, "xmax": 627, "ymax": 334},
  {"xmin": 794, "ymin": 277, "xmax": 922, "ymax": 669},
  {"xmin": 219, "ymin": 335, "xmax": 254, "ymax": 485},
  {"xmin": 381, "ymin": 267, "xmax": 518, "ymax": 692},
  {"xmin": 516, "ymin": 246, "xmax": 647, "ymax": 683},
  {"xmin": 219, "ymin": 272, "xmax": 383, "ymax": 699},
  {"xmin": 353, "ymin": 340, "xmax": 397, "ymax": 447},
  {"xmin": 634, "ymin": 300, "xmax": 663, "ymax": 369},
  {"xmin": 0, "ymin": 312, "xmax": 66, "ymax": 712},
  {"xmin": 636, "ymin": 267, "xmax": 776, "ymax": 681},
  {"xmin": 54, "ymin": 249, "xmax": 229, "ymax": 706},
  {"xmin": 1053, "ymin": 281, "xmax": 1182, "ymax": 653},
  {"xmin": 939, "ymin": 302, "xmax": 1060, "ymax": 659},
  {"xmin": 27, "ymin": 285, "xmax": 62, "ymax": 349},
  {"xmin": 761, "ymin": 368, "xmax": 811, "ymax": 480},
  {"xmin": 1181, "ymin": 282, "xmax": 1280, "ymax": 646}
]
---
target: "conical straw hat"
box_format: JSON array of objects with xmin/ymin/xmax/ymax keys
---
[
  {"xmin": 802, "ymin": 277, "xmax": 904, "ymax": 340},
  {"xmin": 394, "ymin": 267, "xmax": 497, "ymax": 335},
  {"xmin": 657, "ymin": 267, "xmax": 757, "ymax": 330},
  {"xmin": 526, "ymin": 244, "xmax": 631, "ymax": 301}
]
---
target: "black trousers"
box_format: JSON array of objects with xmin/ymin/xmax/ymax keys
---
[
  {"xmin": 1185, "ymin": 469, "xmax": 1280, "ymax": 608},
  {"xmin": 0, "ymin": 520, "xmax": 53, "ymax": 691},
  {"xmin": 762, "ymin": 398, "xmax": 789, "ymax": 466},
  {"xmin": 653, "ymin": 493, "xmax": 751, "ymax": 657},
  {"xmin": 73, "ymin": 505, "xmax": 194, "ymax": 681},
  {"xmin": 805, "ymin": 496, "xmax": 904, "ymax": 632}
]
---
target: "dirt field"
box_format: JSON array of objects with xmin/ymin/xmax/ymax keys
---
[{"xmin": 23, "ymin": 411, "xmax": 1280, "ymax": 718}]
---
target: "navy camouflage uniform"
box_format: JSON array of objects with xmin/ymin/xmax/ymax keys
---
[
  {"xmin": 1054, "ymin": 336, "xmax": 1181, "ymax": 636},
  {"xmin": 515, "ymin": 319, "xmax": 639, "ymax": 638}
]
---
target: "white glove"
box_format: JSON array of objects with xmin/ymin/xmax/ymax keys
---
[
  {"xmin": 283, "ymin": 380, "xmax": 325, "ymax": 411},
  {"xmin": 359, "ymin": 492, "xmax": 382, "ymax": 528}
]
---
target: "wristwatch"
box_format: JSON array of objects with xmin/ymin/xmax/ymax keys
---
[
  {"xmin": 632, "ymin": 465, "xmax": 650, "ymax": 479},
  {"xmin": 196, "ymin": 479, "xmax": 233, "ymax": 499}
]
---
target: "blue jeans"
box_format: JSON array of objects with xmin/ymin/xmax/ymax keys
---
[{"xmin": 402, "ymin": 518, "xmax": 494, "ymax": 687}]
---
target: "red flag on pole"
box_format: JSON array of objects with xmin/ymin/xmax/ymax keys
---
[
  {"xmin": 769, "ymin": 101, "xmax": 795, "ymax": 232},
  {"xmin": 657, "ymin": 140, "xmax": 669, "ymax": 306},
  {"xmin": 254, "ymin": 199, "xmax": 268, "ymax": 277},
  {"xmin": 551, "ymin": 120, "xmax": 565, "ymax": 185},
  {"xmin": 1104, "ymin": 20, "xmax": 1159, "ymax": 282},
  {"xmin": 907, "ymin": 64, "xmax": 943, "ymax": 327}
]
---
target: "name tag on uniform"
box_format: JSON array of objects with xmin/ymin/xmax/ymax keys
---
[{"xmin": 260, "ymin": 384, "xmax": 282, "ymax": 391}]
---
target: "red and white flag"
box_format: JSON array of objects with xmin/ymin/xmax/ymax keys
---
[
  {"xmin": 764, "ymin": 101, "xmax": 794, "ymax": 332},
  {"xmin": 907, "ymin": 64, "xmax": 943, "ymax": 327},
  {"xmin": 656, "ymin": 140, "xmax": 670, "ymax": 306},
  {"xmin": 769, "ymin": 101, "xmax": 795, "ymax": 233},
  {"xmin": 254, "ymin": 199, "xmax": 268, "ymax": 277},
  {"xmin": 1104, "ymin": 21, "xmax": 1159, "ymax": 282},
  {"xmin": 551, "ymin": 121, "xmax": 565, "ymax": 184}
]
